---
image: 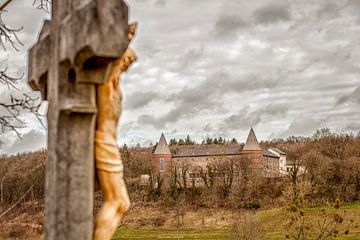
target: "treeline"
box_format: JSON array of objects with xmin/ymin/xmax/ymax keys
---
[
  {"xmin": 1, "ymin": 128, "xmax": 360, "ymax": 210},
  {"xmin": 0, "ymin": 150, "xmax": 46, "ymax": 204},
  {"xmin": 168, "ymin": 135, "xmax": 238, "ymax": 146},
  {"xmin": 278, "ymin": 128, "xmax": 360, "ymax": 204}
]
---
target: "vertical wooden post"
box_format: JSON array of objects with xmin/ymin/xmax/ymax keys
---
[{"xmin": 28, "ymin": 1, "xmax": 130, "ymax": 238}]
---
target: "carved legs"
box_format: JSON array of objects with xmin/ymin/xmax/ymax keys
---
[
  {"xmin": 94, "ymin": 132, "xmax": 130, "ymax": 240},
  {"xmin": 93, "ymin": 169, "xmax": 130, "ymax": 240}
]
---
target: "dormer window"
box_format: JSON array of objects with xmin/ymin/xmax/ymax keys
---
[{"xmin": 159, "ymin": 158, "xmax": 165, "ymax": 172}]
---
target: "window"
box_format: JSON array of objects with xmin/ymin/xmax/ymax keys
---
[{"xmin": 159, "ymin": 158, "xmax": 165, "ymax": 172}]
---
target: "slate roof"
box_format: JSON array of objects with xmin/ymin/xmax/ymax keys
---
[
  {"xmin": 171, "ymin": 144, "xmax": 244, "ymax": 158},
  {"xmin": 154, "ymin": 129, "xmax": 281, "ymax": 160},
  {"xmin": 154, "ymin": 133, "xmax": 171, "ymax": 155},
  {"xmin": 263, "ymin": 149, "xmax": 280, "ymax": 158},
  {"xmin": 243, "ymin": 127, "xmax": 262, "ymax": 151},
  {"xmin": 269, "ymin": 147, "xmax": 286, "ymax": 155}
]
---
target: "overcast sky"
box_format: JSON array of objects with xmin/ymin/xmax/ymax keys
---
[{"xmin": 0, "ymin": 0, "xmax": 359, "ymax": 154}]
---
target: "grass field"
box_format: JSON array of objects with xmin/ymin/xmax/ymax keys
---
[
  {"xmin": 113, "ymin": 226, "xmax": 229, "ymax": 239},
  {"xmin": 113, "ymin": 203, "xmax": 360, "ymax": 240}
]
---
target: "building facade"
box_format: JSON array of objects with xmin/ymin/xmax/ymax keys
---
[{"xmin": 152, "ymin": 128, "xmax": 286, "ymax": 180}]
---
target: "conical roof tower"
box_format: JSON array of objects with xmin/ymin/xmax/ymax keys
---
[
  {"xmin": 243, "ymin": 127, "xmax": 262, "ymax": 151},
  {"xmin": 154, "ymin": 133, "xmax": 171, "ymax": 155}
]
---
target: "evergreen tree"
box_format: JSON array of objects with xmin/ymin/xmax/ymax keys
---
[
  {"xmin": 121, "ymin": 143, "xmax": 131, "ymax": 160},
  {"xmin": 169, "ymin": 138, "xmax": 178, "ymax": 146},
  {"xmin": 185, "ymin": 134, "xmax": 192, "ymax": 145},
  {"xmin": 206, "ymin": 137, "xmax": 213, "ymax": 145}
]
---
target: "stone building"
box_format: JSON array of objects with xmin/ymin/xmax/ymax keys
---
[
  {"xmin": 152, "ymin": 128, "xmax": 286, "ymax": 180},
  {"xmin": 268, "ymin": 147, "xmax": 287, "ymax": 176}
]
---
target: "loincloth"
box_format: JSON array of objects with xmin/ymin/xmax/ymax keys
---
[{"xmin": 95, "ymin": 131, "xmax": 123, "ymax": 173}]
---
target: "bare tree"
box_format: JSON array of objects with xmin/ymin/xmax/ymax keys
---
[
  {"xmin": 0, "ymin": 0, "xmax": 50, "ymax": 138},
  {"xmin": 33, "ymin": 0, "xmax": 51, "ymax": 12},
  {"xmin": 173, "ymin": 159, "xmax": 191, "ymax": 189}
]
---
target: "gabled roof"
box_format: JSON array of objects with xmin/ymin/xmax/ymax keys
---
[
  {"xmin": 243, "ymin": 127, "xmax": 262, "ymax": 151},
  {"xmin": 154, "ymin": 133, "xmax": 171, "ymax": 155},
  {"xmin": 171, "ymin": 144, "xmax": 244, "ymax": 157},
  {"xmin": 269, "ymin": 147, "xmax": 286, "ymax": 155},
  {"xmin": 263, "ymin": 149, "xmax": 279, "ymax": 158}
]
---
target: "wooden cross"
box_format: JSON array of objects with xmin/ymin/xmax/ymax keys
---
[{"xmin": 28, "ymin": 1, "xmax": 130, "ymax": 239}]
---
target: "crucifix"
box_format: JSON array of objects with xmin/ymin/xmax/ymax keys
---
[{"xmin": 28, "ymin": 1, "xmax": 135, "ymax": 239}]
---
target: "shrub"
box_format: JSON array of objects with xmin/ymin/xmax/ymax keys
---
[
  {"xmin": 229, "ymin": 216, "xmax": 264, "ymax": 240},
  {"xmin": 244, "ymin": 201, "xmax": 261, "ymax": 210}
]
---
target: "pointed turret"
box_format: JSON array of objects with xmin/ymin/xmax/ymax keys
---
[
  {"xmin": 241, "ymin": 127, "xmax": 263, "ymax": 177},
  {"xmin": 153, "ymin": 133, "xmax": 172, "ymax": 176},
  {"xmin": 154, "ymin": 133, "xmax": 171, "ymax": 155},
  {"xmin": 243, "ymin": 127, "xmax": 262, "ymax": 151}
]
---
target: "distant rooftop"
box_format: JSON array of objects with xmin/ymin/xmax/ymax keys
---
[
  {"xmin": 154, "ymin": 127, "xmax": 279, "ymax": 158},
  {"xmin": 171, "ymin": 144, "xmax": 244, "ymax": 158},
  {"xmin": 263, "ymin": 149, "xmax": 279, "ymax": 158},
  {"xmin": 269, "ymin": 147, "xmax": 286, "ymax": 155}
]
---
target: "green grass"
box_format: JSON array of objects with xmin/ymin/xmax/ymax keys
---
[
  {"xmin": 113, "ymin": 203, "xmax": 360, "ymax": 240},
  {"xmin": 259, "ymin": 203, "xmax": 360, "ymax": 240},
  {"xmin": 112, "ymin": 226, "xmax": 229, "ymax": 239}
]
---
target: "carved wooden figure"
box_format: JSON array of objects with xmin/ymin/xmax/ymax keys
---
[
  {"xmin": 94, "ymin": 24, "xmax": 137, "ymax": 240},
  {"xmin": 28, "ymin": 1, "xmax": 132, "ymax": 239}
]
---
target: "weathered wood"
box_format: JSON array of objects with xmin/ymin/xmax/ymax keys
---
[{"xmin": 27, "ymin": 1, "xmax": 130, "ymax": 239}]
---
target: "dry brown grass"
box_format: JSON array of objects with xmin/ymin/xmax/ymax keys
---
[{"xmin": 0, "ymin": 201, "xmax": 44, "ymax": 239}]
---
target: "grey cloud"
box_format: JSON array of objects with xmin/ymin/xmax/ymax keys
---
[
  {"xmin": 125, "ymin": 91, "xmax": 159, "ymax": 110},
  {"xmin": 222, "ymin": 106, "xmax": 261, "ymax": 131},
  {"xmin": 137, "ymin": 114, "xmax": 163, "ymax": 129},
  {"xmin": 335, "ymin": 86, "xmax": 360, "ymax": 106},
  {"xmin": 213, "ymin": 15, "xmax": 248, "ymax": 38},
  {"xmin": 343, "ymin": 122, "xmax": 360, "ymax": 132},
  {"xmin": 154, "ymin": 0, "xmax": 166, "ymax": 7},
  {"xmin": 252, "ymin": 103, "xmax": 289, "ymax": 118},
  {"xmin": 254, "ymin": 3, "xmax": 291, "ymax": 25},
  {"xmin": 203, "ymin": 123, "xmax": 213, "ymax": 132},
  {"xmin": 346, "ymin": 0, "xmax": 360, "ymax": 17},
  {"xmin": 0, "ymin": 130, "xmax": 46, "ymax": 155},
  {"xmin": 133, "ymin": 0, "xmax": 165, "ymax": 6},
  {"xmin": 176, "ymin": 69, "xmax": 281, "ymax": 101},
  {"xmin": 175, "ymin": 48, "xmax": 203, "ymax": 70},
  {"xmin": 3, "ymin": 0, "xmax": 360, "ymax": 148},
  {"xmin": 135, "ymin": 40, "xmax": 161, "ymax": 59},
  {"xmin": 137, "ymin": 69, "xmax": 283, "ymax": 129},
  {"xmin": 278, "ymin": 116, "xmax": 322, "ymax": 138},
  {"xmin": 117, "ymin": 122, "xmax": 135, "ymax": 139},
  {"xmin": 348, "ymin": 0, "xmax": 360, "ymax": 8},
  {"xmin": 316, "ymin": 2, "xmax": 342, "ymax": 19},
  {"xmin": 220, "ymin": 103, "xmax": 289, "ymax": 133}
]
